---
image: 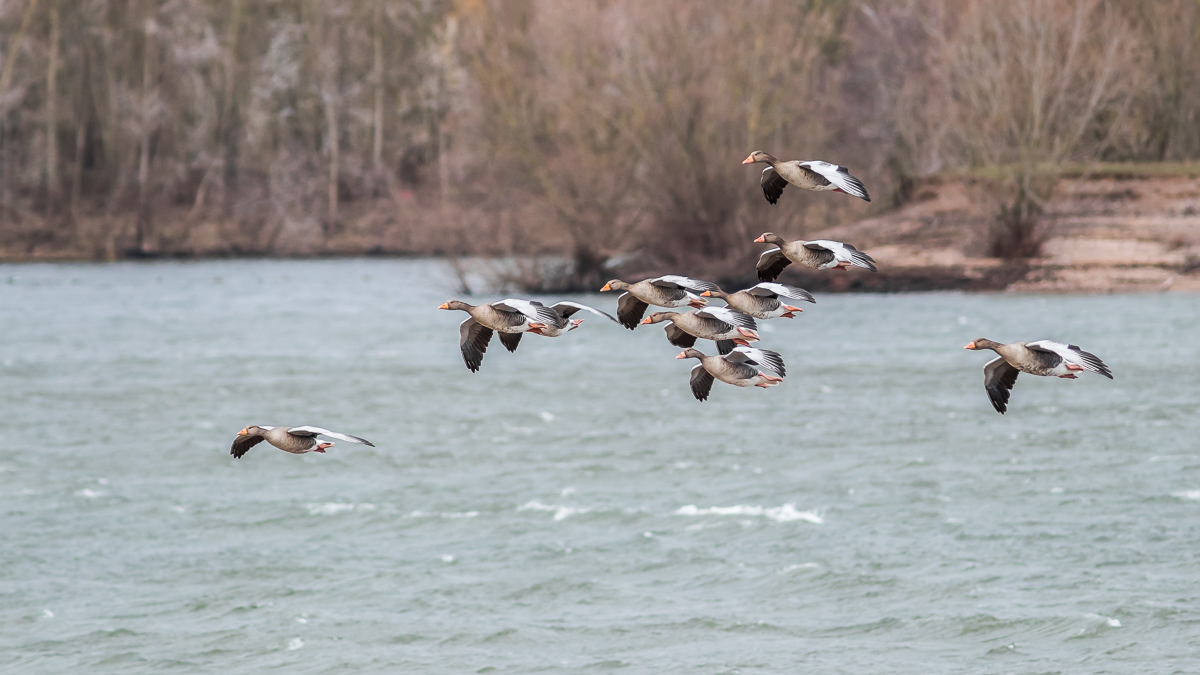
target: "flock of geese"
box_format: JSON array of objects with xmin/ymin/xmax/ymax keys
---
[{"xmin": 231, "ymin": 151, "xmax": 1113, "ymax": 459}]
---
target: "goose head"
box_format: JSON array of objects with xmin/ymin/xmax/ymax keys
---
[
  {"xmin": 742, "ymin": 151, "xmax": 775, "ymax": 165},
  {"xmin": 699, "ymin": 289, "xmax": 727, "ymax": 300},
  {"xmin": 439, "ymin": 300, "xmax": 472, "ymax": 311},
  {"xmin": 676, "ymin": 348, "xmax": 706, "ymax": 360},
  {"xmin": 600, "ymin": 280, "xmax": 628, "ymax": 292},
  {"xmin": 964, "ymin": 338, "xmax": 1002, "ymax": 350},
  {"xmin": 640, "ymin": 312, "xmax": 677, "ymax": 325},
  {"xmin": 753, "ymin": 232, "xmax": 786, "ymax": 246}
]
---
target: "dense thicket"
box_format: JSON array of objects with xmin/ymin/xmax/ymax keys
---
[{"xmin": 0, "ymin": 0, "xmax": 1196, "ymax": 274}]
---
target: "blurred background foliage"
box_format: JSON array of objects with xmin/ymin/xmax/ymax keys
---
[{"xmin": 0, "ymin": 0, "xmax": 1197, "ymax": 285}]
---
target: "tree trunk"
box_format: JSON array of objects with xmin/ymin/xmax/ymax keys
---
[
  {"xmin": 137, "ymin": 14, "xmax": 154, "ymax": 253},
  {"xmin": 372, "ymin": 0, "xmax": 383, "ymax": 178},
  {"xmin": 220, "ymin": 0, "xmax": 242, "ymax": 215},
  {"xmin": 323, "ymin": 14, "xmax": 340, "ymax": 227},
  {"xmin": 46, "ymin": 0, "xmax": 60, "ymax": 215}
]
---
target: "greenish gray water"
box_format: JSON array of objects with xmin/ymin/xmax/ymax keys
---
[{"xmin": 2, "ymin": 259, "xmax": 1198, "ymax": 674}]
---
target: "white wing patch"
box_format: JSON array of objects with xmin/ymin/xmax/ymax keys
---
[{"xmin": 287, "ymin": 426, "xmax": 375, "ymax": 446}]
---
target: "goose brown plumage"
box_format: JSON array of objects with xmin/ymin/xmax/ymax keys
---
[
  {"xmin": 742, "ymin": 150, "xmax": 870, "ymax": 204},
  {"xmin": 231, "ymin": 425, "xmax": 375, "ymax": 459},
  {"xmin": 701, "ymin": 283, "xmax": 815, "ymax": 319},
  {"xmin": 754, "ymin": 232, "xmax": 877, "ymax": 280},
  {"xmin": 439, "ymin": 299, "xmax": 561, "ymax": 372},
  {"xmin": 676, "ymin": 347, "xmax": 785, "ymax": 402},
  {"xmin": 641, "ymin": 308, "xmax": 760, "ymax": 355},
  {"xmin": 600, "ymin": 275, "xmax": 717, "ymax": 329},
  {"xmin": 964, "ymin": 338, "xmax": 1113, "ymax": 414}
]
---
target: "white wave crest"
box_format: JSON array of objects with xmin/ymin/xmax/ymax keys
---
[
  {"xmin": 306, "ymin": 503, "xmax": 375, "ymax": 516},
  {"xmin": 519, "ymin": 501, "xmax": 591, "ymax": 521},
  {"xmin": 1171, "ymin": 490, "xmax": 1200, "ymax": 500},
  {"xmin": 1083, "ymin": 612, "xmax": 1122, "ymax": 628},
  {"xmin": 674, "ymin": 503, "xmax": 823, "ymax": 524},
  {"xmin": 408, "ymin": 511, "xmax": 480, "ymax": 519}
]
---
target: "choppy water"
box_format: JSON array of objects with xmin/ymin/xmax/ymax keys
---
[{"xmin": 2, "ymin": 259, "xmax": 1198, "ymax": 674}]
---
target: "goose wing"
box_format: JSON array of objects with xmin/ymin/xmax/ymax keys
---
[
  {"xmin": 797, "ymin": 160, "xmax": 871, "ymax": 201},
  {"xmin": 491, "ymin": 298, "xmax": 562, "ymax": 325},
  {"xmin": 664, "ymin": 322, "xmax": 697, "ymax": 348},
  {"xmin": 287, "ymin": 426, "xmax": 376, "ymax": 447},
  {"xmin": 695, "ymin": 307, "xmax": 758, "ymax": 331},
  {"xmin": 551, "ymin": 301, "xmax": 619, "ymax": 324},
  {"xmin": 498, "ymin": 331, "xmax": 523, "ymax": 352},
  {"xmin": 745, "ymin": 282, "xmax": 815, "ymax": 303},
  {"xmin": 724, "ymin": 346, "xmax": 786, "ymax": 376},
  {"xmin": 459, "ymin": 317, "xmax": 493, "ymax": 372},
  {"xmin": 616, "ymin": 292, "xmax": 649, "ymax": 330},
  {"xmin": 760, "ymin": 166, "xmax": 789, "ymax": 205},
  {"xmin": 756, "ymin": 246, "xmax": 792, "ymax": 282},
  {"xmin": 649, "ymin": 275, "xmax": 719, "ymax": 292},
  {"xmin": 983, "ymin": 357, "xmax": 1020, "ymax": 414},
  {"xmin": 230, "ymin": 433, "xmax": 265, "ymax": 459},
  {"xmin": 804, "ymin": 240, "xmax": 877, "ymax": 272},
  {"xmin": 1025, "ymin": 340, "xmax": 1113, "ymax": 378},
  {"xmin": 689, "ymin": 363, "xmax": 715, "ymax": 402}
]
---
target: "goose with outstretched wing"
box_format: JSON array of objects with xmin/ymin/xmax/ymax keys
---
[
  {"xmin": 965, "ymin": 338, "xmax": 1113, "ymax": 414},
  {"xmin": 701, "ymin": 282, "xmax": 816, "ymax": 319},
  {"xmin": 231, "ymin": 425, "xmax": 375, "ymax": 459},
  {"xmin": 743, "ymin": 151, "xmax": 870, "ymax": 205},
  {"xmin": 754, "ymin": 232, "xmax": 877, "ymax": 281},
  {"xmin": 676, "ymin": 346, "xmax": 786, "ymax": 402},
  {"xmin": 600, "ymin": 275, "xmax": 718, "ymax": 329},
  {"xmin": 641, "ymin": 307, "xmax": 760, "ymax": 355},
  {"xmin": 439, "ymin": 298, "xmax": 561, "ymax": 372}
]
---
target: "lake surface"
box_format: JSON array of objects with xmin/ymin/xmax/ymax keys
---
[{"xmin": 2, "ymin": 259, "xmax": 1198, "ymax": 674}]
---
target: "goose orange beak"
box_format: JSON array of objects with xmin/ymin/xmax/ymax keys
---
[
  {"xmin": 742, "ymin": 155, "xmax": 755, "ymax": 164},
  {"xmin": 640, "ymin": 317, "xmax": 653, "ymax": 325},
  {"xmin": 964, "ymin": 342, "xmax": 975, "ymax": 349},
  {"xmin": 237, "ymin": 428, "xmax": 248, "ymax": 436},
  {"xmin": 438, "ymin": 302, "xmax": 450, "ymax": 309},
  {"xmin": 753, "ymin": 235, "xmax": 766, "ymax": 243},
  {"xmin": 600, "ymin": 283, "xmax": 612, "ymax": 292},
  {"xmin": 675, "ymin": 351, "xmax": 688, "ymax": 359},
  {"xmin": 700, "ymin": 291, "xmax": 712, "ymax": 297}
]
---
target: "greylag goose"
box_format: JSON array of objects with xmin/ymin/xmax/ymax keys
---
[
  {"xmin": 676, "ymin": 347, "xmax": 785, "ymax": 401},
  {"xmin": 231, "ymin": 425, "xmax": 375, "ymax": 459},
  {"xmin": 701, "ymin": 283, "xmax": 815, "ymax": 319},
  {"xmin": 600, "ymin": 276, "xmax": 718, "ymax": 329},
  {"xmin": 527, "ymin": 301, "xmax": 620, "ymax": 337},
  {"xmin": 641, "ymin": 307, "xmax": 760, "ymax": 355},
  {"xmin": 754, "ymin": 232, "xmax": 877, "ymax": 280},
  {"xmin": 742, "ymin": 151, "xmax": 871, "ymax": 204},
  {"xmin": 964, "ymin": 338, "xmax": 1114, "ymax": 414},
  {"xmin": 439, "ymin": 299, "xmax": 561, "ymax": 372}
]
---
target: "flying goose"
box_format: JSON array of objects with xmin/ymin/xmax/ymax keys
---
[
  {"xmin": 600, "ymin": 275, "xmax": 718, "ymax": 329},
  {"xmin": 701, "ymin": 283, "xmax": 816, "ymax": 319},
  {"xmin": 964, "ymin": 338, "xmax": 1114, "ymax": 414},
  {"xmin": 527, "ymin": 301, "xmax": 620, "ymax": 337},
  {"xmin": 676, "ymin": 347, "xmax": 786, "ymax": 401},
  {"xmin": 439, "ymin": 299, "xmax": 561, "ymax": 372},
  {"xmin": 742, "ymin": 151, "xmax": 871, "ymax": 204},
  {"xmin": 231, "ymin": 425, "xmax": 375, "ymax": 459},
  {"xmin": 641, "ymin": 307, "xmax": 760, "ymax": 355},
  {"xmin": 754, "ymin": 232, "xmax": 877, "ymax": 281}
]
